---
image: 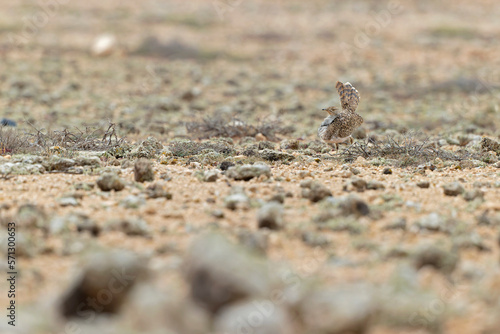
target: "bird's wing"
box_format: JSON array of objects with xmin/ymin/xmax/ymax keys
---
[
  {"xmin": 320, "ymin": 114, "xmax": 338, "ymax": 127},
  {"xmin": 336, "ymin": 81, "xmax": 360, "ymax": 112}
]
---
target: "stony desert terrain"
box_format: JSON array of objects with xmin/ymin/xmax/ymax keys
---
[{"xmin": 0, "ymin": 0, "xmax": 499, "ymax": 333}]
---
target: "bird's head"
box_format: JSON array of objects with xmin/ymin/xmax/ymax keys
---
[{"xmin": 322, "ymin": 106, "xmax": 339, "ymax": 115}]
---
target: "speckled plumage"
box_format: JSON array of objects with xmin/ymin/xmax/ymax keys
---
[{"xmin": 318, "ymin": 81, "xmax": 363, "ymax": 149}]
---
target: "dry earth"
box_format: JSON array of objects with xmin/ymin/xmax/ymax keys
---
[{"xmin": 0, "ymin": 0, "xmax": 499, "ymax": 333}]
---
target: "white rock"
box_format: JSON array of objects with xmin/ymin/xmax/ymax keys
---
[{"xmin": 91, "ymin": 33, "xmax": 117, "ymax": 57}]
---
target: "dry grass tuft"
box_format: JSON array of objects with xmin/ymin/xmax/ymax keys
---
[
  {"xmin": 339, "ymin": 132, "xmax": 483, "ymax": 167},
  {"xmin": 186, "ymin": 112, "xmax": 294, "ymax": 140},
  {"xmin": 0, "ymin": 127, "xmax": 32, "ymax": 155}
]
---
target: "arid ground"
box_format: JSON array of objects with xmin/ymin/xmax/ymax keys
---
[{"xmin": 0, "ymin": 0, "xmax": 500, "ymax": 333}]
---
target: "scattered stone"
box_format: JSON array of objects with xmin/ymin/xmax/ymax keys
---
[
  {"xmin": 70, "ymin": 213, "xmax": 100, "ymax": 236},
  {"xmin": 134, "ymin": 158, "xmax": 155, "ymax": 182},
  {"xmin": 203, "ymin": 170, "xmax": 219, "ymax": 182},
  {"xmin": 120, "ymin": 195, "xmax": 146, "ymax": 209},
  {"xmin": 257, "ymin": 202, "xmax": 284, "ymax": 230},
  {"xmin": 91, "ymin": 33, "xmax": 117, "ymax": 57},
  {"xmin": 255, "ymin": 133, "xmax": 267, "ymax": 141},
  {"xmin": 299, "ymin": 284, "xmax": 375, "ymax": 334},
  {"xmin": 107, "ymin": 217, "xmax": 151, "ymax": 237},
  {"xmin": 339, "ymin": 195, "xmax": 370, "ymax": 216},
  {"xmin": 45, "ymin": 157, "xmax": 76, "ymax": 171},
  {"xmin": 238, "ymin": 230, "xmax": 268, "ymax": 255},
  {"xmin": 58, "ymin": 196, "xmax": 79, "ymax": 207},
  {"xmin": 454, "ymin": 233, "xmax": 490, "ymax": 252},
  {"xmin": 268, "ymin": 192, "xmax": 285, "ymax": 204},
  {"xmin": 211, "ymin": 210, "xmax": 224, "ymax": 219},
  {"xmin": 145, "ymin": 182, "xmax": 173, "ymax": 199},
  {"xmin": 181, "ymin": 87, "xmax": 202, "ymax": 101},
  {"xmin": 226, "ymin": 163, "xmax": 271, "ymax": 181},
  {"xmin": 301, "ymin": 181, "xmax": 332, "ymax": 203},
  {"xmin": 412, "ymin": 245, "xmax": 458, "ymax": 276},
  {"xmin": 463, "ymin": 189, "xmax": 484, "ymax": 202},
  {"xmin": 302, "ymin": 231, "xmax": 330, "ymax": 247},
  {"xmin": 415, "ymin": 213, "xmax": 447, "ymax": 232},
  {"xmin": 258, "ymin": 141, "xmax": 275, "ymax": 150},
  {"xmin": 184, "ymin": 234, "xmax": 270, "ymax": 314},
  {"xmin": 366, "ymin": 180, "xmax": 385, "ymax": 190},
  {"xmin": 350, "ymin": 167, "xmax": 361, "ymax": 175},
  {"xmin": 382, "ymin": 167, "xmax": 393, "ymax": 175},
  {"xmin": 74, "ymin": 156, "xmax": 101, "ymax": 167},
  {"xmin": 258, "ymin": 149, "xmax": 294, "ymax": 162},
  {"xmin": 443, "ymin": 181, "xmax": 464, "ymax": 196},
  {"xmin": 73, "ymin": 183, "xmax": 95, "ymax": 192},
  {"xmin": 96, "ymin": 172, "xmax": 126, "ymax": 191},
  {"xmin": 60, "ymin": 250, "xmax": 148, "ymax": 318},
  {"xmin": 219, "ymin": 161, "xmax": 235, "ymax": 171},
  {"xmin": 17, "ymin": 203, "xmax": 47, "ymax": 229},
  {"xmin": 384, "ymin": 217, "xmax": 407, "ymax": 230},
  {"xmin": 416, "ymin": 181, "xmax": 430, "ymax": 189},
  {"xmin": 225, "ymin": 193, "xmax": 250, "ymax": 210},
  {"xmin": 280, "ymin": 139, "xmax": 299, "ymax": 150},
  {"xmin": 214, "ymin": 299, "xmax": 293, "ymax": 334}
]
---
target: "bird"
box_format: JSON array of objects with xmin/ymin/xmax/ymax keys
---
[{"xmin": 318, "ymin": 81, "xmax": 363, "ymax": 150}]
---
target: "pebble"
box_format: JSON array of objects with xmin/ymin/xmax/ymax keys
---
[
  {"xmin": 301, "ymin": 181, "xmax": 332, "ymax": 203},
  {"xmin": 203, "ymin": 170, "xmax": 219, "ymax": 182},
  {"xmin": 226, "ymin": 163, "xmax": 271, "ymax": 181},
  {"xmin": 96, "ymin": 172, "xmax": 126, "ymax": 192},
  {"xmin": 382, "ymin": 167, "xmax": 393, "ymax": 174},
  {"xmin": 145, "ymin": 182, "xmax": 173, "ymax": 199},
  {"xmin": 412, "ymin": 244, "xmax": 458, "ymax": 276},
  {"xmin": 120, "ymin": 195, "xmax": 146, "ymax": 209},
  {"xmin": 416, "ymin": 181, "xmax": 430, "ymax": 188},
  {"xmin": 443, "ymin": 181, "xmax": 465, "ymax": 196},
  {"xmin": 238, "ymin": 230, "xmax": 268, "ymax": 255},
  {"xmin": 463, "ymin": 189, "xmax": 484, "ymax": 202},
  {"xmin": 60, "ymin": 250, "xmax": 148, "ymax": 318},
  {"xmin": 184, "ymin": 234, "xmax": 270, "ymax": 313},
  {"xmin": 134, "ymin": 158, "xmax": 155, "ymax": 182},
  {"xmin": 366, "ymin": 180, "xmax": 385, "ymax": 190},
  {"xmin": 107, "ymin": 217, "xmax": 151, "ymax": 237},
  {"xmin": 91, "ymin": 33, "xmax": 117, "ymax": 57},
  {"xmin": 257, "ymin": 202, "xmax": 284, "ymax": 230}
]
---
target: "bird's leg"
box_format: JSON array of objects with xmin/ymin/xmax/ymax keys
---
[{"xmin": 349, "ymin": 136, "xmax": 354, "ymax": 144}]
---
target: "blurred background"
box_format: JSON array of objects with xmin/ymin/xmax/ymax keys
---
[{"xmin": 0, "ymin": 0, "xmax": 498, "ymax": 141}]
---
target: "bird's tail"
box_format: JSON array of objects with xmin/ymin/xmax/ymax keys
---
[{"xmin": 336, "ymin": 81, "xmax": 360, "ymax": 112}]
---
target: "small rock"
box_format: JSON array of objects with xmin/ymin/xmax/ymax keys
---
[
  {"xmin": 382, "ymin": 167, "xmax": 393, "ymax": 175},
  {"xmin": 46, "ymin": 157, "xmax": 76, "ymax": 171},
  {"xmin": 238, "ymin": 230, "xmax": 268, "ymax": 255},
  {"xmin": 226, "ymin": 163, "xmax": 271, "ymax": 181},
  {"xmin": 70, "ymin": 213, "xmax": 100, "ymax": 236},
  {"xmin": 443, "ymin": 181, "xmax": 464, "ymax": 196},
  {"xmin": 219, "ymin": 161, "xmax": 235, "ymax": 171},
  {"xmin": 255, "ymin": 133, "xmax": 267, "ymax": 141},
  {"xmin": 481, "ymin": 137, "xmax": 500, "ymax": 154},
  {"xmin": 302, "ymin": 231, "xmax": 330, "ymax": 247},
  {"xmin": 416, "ymin": 181, "xmax": 430, "ymax": 189},
  {"xmin": 299, "ymin": 284, "xmax": 375, "ymax": 334},
  {"xmin": 366, "ymin": 180, "xmax": 385, "ymax": 190},
  {"xmin": 463, "ymin": 189, "xmax": 484, "ymax": 202},
  {"xmin": 383, "ymin": 217, "xmax": 407, "ymax": 230},
  {"xmin": 258, "ymin": 141, "xmax": 275, "ymax": 150},
  {"xmin": 91, "ymin": 33, "xmax": 117, "ymax": 57},
  {"xmin": 58, "ymin": 197, "xmax": 79, "ymax": 207},
  {"xmin": 203, "ymin": 170, "xmax": 219, "ymax": 182},
  {"xmin": 225, "ymin": 193, "xmax": 250, "ymax": 210},
  {"xmin": 145, "ymin": 182, "xmax": 173, "ymax": 199},
  {"xmin": 412, "ymin": 245, "xmax": 458, "ymax": 276},
  {"xmin": 340, "ymin": 195, "xmax": 370, "ymax": 216},
  {"xmin": 60, "ymin": 250, "xmax": 148, "ymax": 318},
  {"xmin": 120, "ymin": 195, "xmax": 146, "ymax": 209},
  {"xmin": 268, "ymin": 192, "xmax": 285, "ymax": 204},
  {"xmin": 108, "ymin": 217, "xmax": 151, "ymax": 236},
  {"xmin": 16, "ymin": 203, "xmax": 47, "ymax": 229},
  {"xmin": 415, "ymin": 213, "xmax": 447, "ymax": 232},
  {"xmin": 257, "ymin": 202, "xmax": 284, "ymax": 230},
  {"xmin": 214, "ymin": 299, "xmax": 293, "ymax": 334},
  {"xmin": 184, "ymin": 234, "xmax": 270, "ymax": 314},
  {"xmin": 134, "ymin": 158, "xmax": 155, "ymax": 182},
  {"xmin": 258, "ymin": 149, "xmax": 294, "ymax": 162},
  {"xmin": 96, "ymin": 172, "xmax": 126, "ymax": 191},
  {"xmin": 302, "ymin": 181, "xmax": 332, "ymax": 203},
  {"xmin": 280, "ymin": 139, "xmax": 299, "ymax": 150},
  {"xmin": 211, "ymin": 210, "xmax": 224, "ymax": 219}
]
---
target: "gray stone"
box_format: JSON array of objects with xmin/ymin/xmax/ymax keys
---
[
  {"xmin": 203, "ymin": 170, "xmax": 219, "ymax": 182},
  {"xmin": 120, "ymin": 195, "xmax": 146, "ymax": 209},
  {"xmin": 226, "ymin": 163, "xmax": 272, "ymax": 181},
  {"xmin": 412, "ymin": 244, "xmax": 458, "ymax": 276},
  {"xmin": 257, "ymin": 202, "xmax": 284, "ymax": 230},
  {"xmin": 134, "ymin": 158, "xmax": 155, "ymax": 182},
  {"xmin": 416, "ymin": 181, "xmax": 430, "ymax": 188},
  {"xmin": 299, "ymin": 284, "xmax": 375, "ymax": 334},
  {"xmin": 214, "ymin": 299, "xmax": 293, "ymax": 334},
  {"xmin": 60, "ymin": 250, "xmax": 148, "ymax": 318},
  {"xmin": 96, "ymin": 172, "xmax": 126, "ymax": 191},
  {"xmin": 184, "ymin": 234, "xmax": 270, "ymax": 314},
  {"xmin": 301, "ymin": 181, "xmax": 332, "ymax": 203},
  {"xmin": 107, "ymin": 217, "xmax": 151, "ymax": 237},
  {"xmin": 443, "ymin": 181, "xmax": 464, "ymax": 196}
]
